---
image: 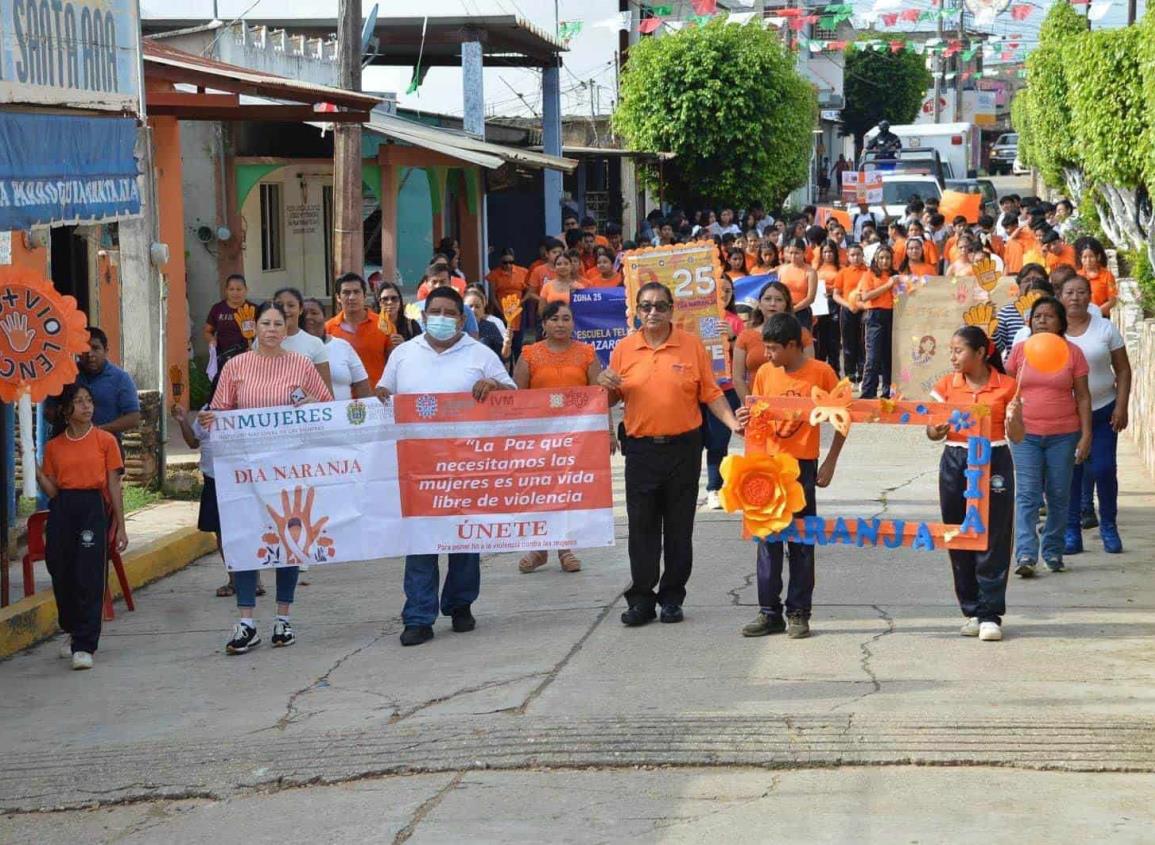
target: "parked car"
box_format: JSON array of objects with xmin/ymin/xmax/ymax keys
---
[
  {"xmin": 989, "ymin": 133, "xmax": 1018, "ymax": 176},
  {"xmin": 945, "ymin": 178, "xmax": 999, "ymax": 219},
  {"xmin": 1012, "ymin": 154, "xmax": 1030, "ymax": 176}
]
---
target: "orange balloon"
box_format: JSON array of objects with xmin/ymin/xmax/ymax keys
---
[{"xmin": 1024, "ymin": 332, "xmax": 1070, "ymax": 374}]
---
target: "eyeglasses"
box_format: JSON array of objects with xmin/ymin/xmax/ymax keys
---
[
  {"xmin": 637, "ymin": 301, "xmax": 672, "ymax": 313},
  {"xmin": 379, "ymin": 295, "xmax": 400, "ymax": 303}
]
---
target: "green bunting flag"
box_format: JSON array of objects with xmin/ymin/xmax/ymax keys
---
[{"xmin": 558, "ymin": 21, "xmax": 583, "ymax": 39}]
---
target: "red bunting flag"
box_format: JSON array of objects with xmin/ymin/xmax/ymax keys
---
[
  {"xmin": 889, "ymin": 39, "xmax": 905, "ymax": 53},
  {"xmin": 828, "ymin": 39, "xmax": 848, "ymax": 50},
  {"xmin": 899, "ymin": 8, "xmax": 920, "ymax": 21},
  {"xmin": 691, "ymin": 0, "xmax": 717, "ymax": 14},
  {"xmin": 788, "ymin": 17, "xmax": 808, "ymax": 30},
  {"xmin": 1010, "ymin": 4, "xmax": 1032, "ymax": 19},
  {"xmin": 881, "ymin": 12, "xmax": 899, "ymax": 25},
  {"xmin": 638, "ymin": 17, "xmax": 663, "ymax": 33},
  {"xmin": 778, "ymin": 7, "xmax": 804, "ymax": 15}
]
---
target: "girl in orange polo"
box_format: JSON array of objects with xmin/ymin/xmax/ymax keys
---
[
  {"xmin": 754, "ymin": 241, "xmax": 780, "ymax": 275},
  {"xmin": 856, "ymin": 244, "xmax": 897, "ymax": 399},
  {"xmin": 779, "ymin": 238, "xmax": 819, "ymax": 328},
  {"xmin": 1077, "ymin": 237, "xmax": 1117, "ymax": 317},
  {"xmin": 35, "ymin": 383, "xmax": 129, "ymax": 670},
  {"xmin": 539, "ymin": 249, "xmax": 586, "ymax": 305},
  {"xmin": 928, "ymin": 325, "xmax": 1019, "ymax": 642},
  {"xmin": 733, "ymin": 280, "xmax": 813, "ymax": 400},
  {"xmin": 898, "ymin": 237, "xmax": 937, "ymax": 277},
  {"xmin": 724, "ymin": 247, "xmax": 747, "ymax": 281},
  {"xmin": 833, "ymin": 243, "xmax": 869, "ymax": 384},
  {"xmin": 584, "ymin": 246, "xmax": 622, "ymax": 288}
]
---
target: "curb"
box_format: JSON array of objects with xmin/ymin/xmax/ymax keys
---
[{"xmin": 0, "ymin": 527, "xmax": 216, "ymax": 660}]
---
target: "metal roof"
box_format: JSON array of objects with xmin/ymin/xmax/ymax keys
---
[
  {"xmin": 142, "ymin": 41, "xmax": 381, "ymax": 110},
  {"xmin": 532, "ymin": 145, "xmax": 675, "ymax": 161},
  {"xmin": 143, "ymin": 15, "xmax": 565, "ymax": 68}
]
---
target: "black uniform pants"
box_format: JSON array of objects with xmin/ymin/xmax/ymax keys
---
[
  {"xmin": 46, "ymin": 489, "xmax": 109, "ymax": 654},
  {"xmin": 622, "ymin": 430, "xmax": 703, "ymax": 610},
  {"xmin": 840, "ymin": 307, "xmax": 863, "ymax": 381},
  {"xmin": 939, "ymin": 445, "xmax": 1014, "ymax": 625}
]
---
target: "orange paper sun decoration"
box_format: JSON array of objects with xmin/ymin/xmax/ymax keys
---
[
  {"xmin": 0, "ymin": 267, "xmax": 91, "ymax": 403},
  {"xmin": 718, "ymin": 448, "xmax": 808, "ymax": 539}
]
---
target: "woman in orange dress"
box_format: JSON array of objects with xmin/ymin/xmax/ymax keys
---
[
  {"xmin": 512, "ymin": 300, "xmax": 603, "ymax": 574},
  {"xmin": 584, "ymin": 246, "xmax": 622, "ymax": 287},
  {"xmin": 539, "ymin": 249, "xmax": 586, "ymax": 305},
  {"xmin": 778, "ymin": 237, "xmax": 819, "ymax": 329}
]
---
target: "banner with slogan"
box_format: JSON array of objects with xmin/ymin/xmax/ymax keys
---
[
  {"xmin": 211, "ymin": 390, "xmax": 615, "ymax": 570},
  {"xmin": 892, "ymin": 273, "xmax": 1019, "ymax": 399},
  {"xmin": 620, "ymin": 243, "xmax": 730, "ymax": 381},
  {"xmin": 570, "ymin": 286, "xmax": 629, "ymax": 368}
]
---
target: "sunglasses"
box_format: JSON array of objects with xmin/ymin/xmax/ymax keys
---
[
  {"xmin": 379, "ymin": 295, "xmax": 400, "ymax": 303},
  {"xmin": 638, "ymin": 301, "xmax": 672, "ymax": 313}
]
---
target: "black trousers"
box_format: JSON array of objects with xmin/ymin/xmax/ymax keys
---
[
  {"xmin": 861, "ymin": 308, "xmax": 893, "ymax": 399},
  {"xmin": 46, "ymin": 489, "xmax": 109, "ymax": 654},
  {"xmin": 757, "ymin": 458, "xmax": 818, "ymax": 616},
  {"xmin": 939, "ymin": 445, "xmax": 1014, "ymax": 625},
  {"xmin": 840, "ymin": 307, "xmax": 863, "ymax": 381},
  {"xmin": 622, "ymin": 430, "xmax": 703, "ymax": 610},
  {"xmin": 815, "ymin": 303, "xmax": 842, "ymax": 376}
]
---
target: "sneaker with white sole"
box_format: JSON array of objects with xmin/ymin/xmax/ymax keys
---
[
  {"xmin": 271, "ymin": 619, "xmax": 296, "ymax": 647},
  {"xmin": 58, "ymin": 638, "xmax": 73, "ymax": 659},
  {"xmin": 978, "ymin": 621, "xmax": 1003, "ymax": 641},
  {"xmin": 706, "ymin": 491, "xmax": 722, "ymax": 510},
  {"xmin": 960, "ymin": 617, "xmax": 980, "ymax": 637},
  {"xmin": 71, "ymin": 651, "xmax": 93, "ymax": 670},
  {"xmin": 226, "ymin": 622, "xmax": 261, "ymax": 654}
]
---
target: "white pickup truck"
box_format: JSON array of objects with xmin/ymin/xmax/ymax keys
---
[{"xmin": 868, "ymin": 174, "xmax": 943, "ymax": 222}]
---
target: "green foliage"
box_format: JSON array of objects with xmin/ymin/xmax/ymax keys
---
[
  {"xmin": 1127, "ymin": 248, "xmax": 1155, "ymax": 316},
  {"xmin": 1067, "ymin": 28, "xmax": 1145, "ymax": 188},
  {"xmin": 1020, "ymin": 3, "xmax": 1085, "ymax": 187},
  {"xmin": 1009, "ymin": 91, "xmax": 1033, "ymax": 173},
  {"xmin": 841, "ymin": 47, "xmax": 932, "ymax": 146},
  {"xmin": 189, "ymin": 355, "xmax": 212, "ymax": 409},
  {"xmin": 1140, "ymin": 8, "xmax": 1155, "ymax": 188},
  {"xmin": 613, "ymin": 19, "xmax": 816, "ymax": 208}
]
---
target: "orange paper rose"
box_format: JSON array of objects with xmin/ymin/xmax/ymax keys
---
[{"xmin": 719, "ymin": 449, "xmax": 807, "ymax": 539}]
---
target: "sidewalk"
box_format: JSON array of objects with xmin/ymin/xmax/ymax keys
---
[{"xmin": 1, "ymin": 425, "xmax": 1153, "ymax": 839}]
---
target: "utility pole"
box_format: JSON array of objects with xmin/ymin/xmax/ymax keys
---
[
  {"xmin": 333, "ymin": 0, "xmax": 364, "ymax": 283},
  {"xmin": 1127, "ymin": 0, "xmax": 1136, "ymax": 24},
  {"xmin": 933, "ymin": 3, "xmax": 944, "ymax": 123},
  {"xmin": 954, "ymin": 0, "xmax": 965, "ymax": 123}
]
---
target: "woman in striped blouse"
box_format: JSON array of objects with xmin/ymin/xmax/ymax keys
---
[{"xmin": 199, "ymin": 301, "xmax": 333, "ymax": 655}]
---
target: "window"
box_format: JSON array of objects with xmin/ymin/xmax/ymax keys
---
[{"xmin": 259, "ymin": 183, "xmax": 284, "ymax": 271}]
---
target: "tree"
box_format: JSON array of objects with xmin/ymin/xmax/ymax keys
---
[
  {"xmin": 841, "ymin": 47, "xmax": 932, "ymax": 149},
  {"xmin": 613, "ymin": 18, "xmax": 816, "ymax": 210}
]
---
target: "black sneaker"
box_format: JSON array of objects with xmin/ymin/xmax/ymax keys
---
[
  {"xmin": 659, "ymin": 604, "xmax": 684, "ymax": 624},
  {"xmin": 1015, "ymin": 560, "xmax": 1036, "ymax": 578},
  {"xmin": 226, "ymin": 622, "xmax": 261, "ymax": 655},
  {"xmin": 400, "ymin": 625, "xmax": 434, "ymax": 647},
  {"xmin": 451, "ymin": 608, "xmax": 476, "ymax": 633},
  {"xmin": 1081, "ymin": 510, "xmax": 1099, "ymax": 529},
  {"xmin": 786, "ymin": 613, "xmax": 811, "ymax": 639},
  {"xmin": 271, "ymin": 619, "xmax": 296, "ymax": 647},
  {"xmin": 742, "ymin": 612, "xmax": 786, "ymax": 637},
  {"xmin": 621, "ymin": 606, "xmax": 657, "ymax": 627}
]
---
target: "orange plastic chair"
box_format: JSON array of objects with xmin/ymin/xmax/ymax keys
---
[{"xmin": 21, "ymin": 510, "xmax": 134, "ymax": 621}]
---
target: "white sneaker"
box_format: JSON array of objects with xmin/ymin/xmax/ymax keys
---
[
  {"xmin": 58, "ymin": 638, "xmax": 73, "ymax": 659},
  {"xmin": 960, "ymin": 617, "xmax": 980, "ymax": 637},
  {"xmin": 978, "ymin": 621, "xmax": 1003, "ymax": 642},
  {"xmin": 707, "ymin": 491, "xmax": 722, "ymax": 510},
  {"xmin": 71, "ymin": 651, "xmax": 94, "ymax": 670}
]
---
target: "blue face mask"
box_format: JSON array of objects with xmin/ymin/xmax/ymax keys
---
[{"xmin": 425, "ymin": 314, "xmax": 459, "ymax": 341}]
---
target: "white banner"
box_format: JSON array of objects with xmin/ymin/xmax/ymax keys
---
[{"xmin": 211, "ymin": 391, "xmax": 615, "ymax": 570}]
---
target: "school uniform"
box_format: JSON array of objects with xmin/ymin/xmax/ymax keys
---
[
  {"xmin": 856, "ymin": 271, "xmax": 896, "ymax": 399},
  {"xmin": 931, "ymin": 371, "xmax": 1017, "ymax": 625},
  {"xmin": 42, "ymin": 427, "xmax": 123, "ymax": 655}
]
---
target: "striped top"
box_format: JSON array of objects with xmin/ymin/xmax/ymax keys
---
[{"xmin": 211, "ymin": 350, "xmax": 333, "ymax": 411}]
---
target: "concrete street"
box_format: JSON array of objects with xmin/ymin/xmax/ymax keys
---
[{"xmin": 2, "ymin": 421, "xmax": 1154, "ymax": 842}]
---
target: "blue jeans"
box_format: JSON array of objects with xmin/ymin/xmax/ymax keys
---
[
  {"xmin": 701, "ymin": 387, "xmax": 741, "ymax": 491},
  {"xmin": 1010, "ymin": 431, "xmax": 1079, "ymax": 564},
  {"xmin": 236, "ymin": 566, "xmax": 299, "ymax": 608},
  {"xmin": 403, "ymin": 553, "xmax": 481, "ymax": 627},
  {"xmin": 860, "ymin": 309, "xmax": 892, "ymax": 399},
  {"xmin": 1069, "ymin": 401, "xmax": 1119, "ymax": 529}
]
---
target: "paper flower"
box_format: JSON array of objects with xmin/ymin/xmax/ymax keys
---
[
  {"xmin": 879, "ymin": 397, "xmax": 897, "ymax": 415},
  {"xmin": 744, "ymin": 400, "xmax": 776, "ymax": 443},
  {"xmin": 809, "ymin": 378, "xmax": 853, "ymax": 436},
  {"xmin": 719, "ymin": 449, "xmax": 807, "ymax": 538},
  {"xmin": 963, "ymin": 301, "xmax": 998, "ymax": 336},
  {"xmin": 949, "ymin": 409, "xmax": 975, "ymax": 432}
]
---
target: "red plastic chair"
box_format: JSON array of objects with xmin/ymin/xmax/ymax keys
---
[{"xmin": 20, "ymin": 510, "xmax": 133, "ymax": 621}]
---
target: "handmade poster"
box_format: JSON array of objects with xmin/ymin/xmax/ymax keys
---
[
  {"xmin": 211, "ymin": 391, "xmax": 615, "ymax": 570},
  {"xmin": 841, "ymin": 171, "xmax": 884, "ymax": 205},
  {"xmin": 0, "ymin": 267, "xmax": 91, "ymax": 402},
  {"xmin": 621, "ymin": 243, "xmax": 730, "ymax": 381},
  {"xmin": 891, "ymin": 274, "xmax": 1018, "ymax": 399},
  {"xmin": 570, "ymin": 287, "xmax": 628, "ymax": 368}
]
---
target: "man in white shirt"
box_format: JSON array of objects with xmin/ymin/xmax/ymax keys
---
[{"xmin": 376, "ymin": 286, "xmax": 516, "ymax": 647}]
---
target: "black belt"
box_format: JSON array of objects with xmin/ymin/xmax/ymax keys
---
[{"xmin": 624, "ymin": 430, "xmax": 699, "ymax": 446}]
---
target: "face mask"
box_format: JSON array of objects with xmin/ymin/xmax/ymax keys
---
[{"xmin": 425, "ymin": 314, "xmax": 459, "ymax": 341}]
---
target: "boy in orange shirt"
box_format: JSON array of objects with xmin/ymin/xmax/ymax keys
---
[{"xmin": 736, "ymin": 313, "xmax": 847, "ymax": 640}]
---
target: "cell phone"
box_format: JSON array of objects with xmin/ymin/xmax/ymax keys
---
[{"xmin": 289, "ymin": 387, "xmax": 307, "ymax": 406}]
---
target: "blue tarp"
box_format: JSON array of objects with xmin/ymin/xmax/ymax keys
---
[
  {"xmin": 0, "ymin": 112, "xmax": 141, "ymax": 230},
  {"xmin": 733, "ymin": 272, "xmax": 778, "ymax": 307}
]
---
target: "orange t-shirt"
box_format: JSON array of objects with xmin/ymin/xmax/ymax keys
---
[
  {"xmin": 891, "ymin": 236, "xmax": 907, "ymax": 268},
  {"xmin": 540, "ymin": 280, "xmax": 584, "ymax": 304},
  {"xmin": 817, "ymin": 263, "xmax": 839, "ymax": 288},
  {"xmin": 904, "ymin": 261, "xmax": 937, "ymax": 277},
  {"xmin": 1084, "ymin": 267, "xmax": 1117, "ymax": 307},
  {"xmin": 918, "ymin": 239, "xmax": 940, "ymax": 266},
  {"xmin": 325, "ymin": 311, "xmax": 390, "ymax": 385},
  {"xmin": 526, "ymin": 262, "xmax": 553, "ymax": 294},
  {"xmin": 856, "ymin": 270, "xmax": 896, "ymax": 310},
  {"xmin": 749, "ymin": 358, "xmax": 839, "ymax": 460},
  {"xmin": 521, "ymin": 340, "xmax": 597, "ymax": 389},
  {"xmin": 834, "ymin": 266, "xmax": 868, "ymax": 308},
  {"xmin": 1045, "ymin": 244, "xmax": 1077, "ymax": 272},
  {"xmin": 778, "ymin": 264, "xmax": 812, "ymax": 309},
  {"xmin": 736, "ymin": 324, "xmax": 813, "ymax": 388},
  {"xmin": 416, "ymin": 276, "xmax": 467, "ymax": 300},
  {"xmin": 43, "ymin": 428, "xmax": 123, "ymax": 491},
  {"xmin": 930, "ymin": 369, "xmax": 1017, "ymax": 443},
  {"xmin": 583, "ymin": 270, "xmax": 623, "ymax": 288},
  {"xmin": 609, "ymin": 328, "xmax": 723, "ymax": 437}
]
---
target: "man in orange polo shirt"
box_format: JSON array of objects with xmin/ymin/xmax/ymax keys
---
[
  {"xmin": 1041, "ymin": 229, "xmax": 1077, "ymax": 272},
  {"xmin": 598, "ymin": 282, "xmax": 743, "ymax": 627},
  {"xmin": 325, "ymin": 272, "xmax": 390, "ymax": 385}
]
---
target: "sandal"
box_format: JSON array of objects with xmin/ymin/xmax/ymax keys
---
[
  {"xmin": 215, "ymin": 583, "xmax": 235, "ymax": 597},
  {"xmin": 519, "ymin": 551, "xmax": 549, "ymax": 573},
  {"xmin": 255, "ymin": 582, "xmax": 266, "ymax": 597},
  {"xmin": 558, "ymin": 550, "xmax": 582, "ymax": 573}
]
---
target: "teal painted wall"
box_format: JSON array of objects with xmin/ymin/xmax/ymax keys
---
[{"xmin": 397, "ymin": 167, "xmax": 433, "ymax": 287}]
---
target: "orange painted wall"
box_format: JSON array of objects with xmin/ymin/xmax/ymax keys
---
[
  {"xmin": 150, "ymin": 116, "xmax": 190, "ymax": 408},
  {"xmin": 96, "ymin": 250, "xmax": 122, "ymax": 363}
]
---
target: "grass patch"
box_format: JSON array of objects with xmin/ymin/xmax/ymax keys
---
[{"xmin": 123, "ymin": 484, "xmax": 164, "ymax": 513}]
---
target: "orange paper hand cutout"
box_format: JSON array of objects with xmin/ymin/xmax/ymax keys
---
[
  {"xmin": 234, "ymin": 303, "xmax": 257, "ymax": 340},
  {"xmin": 500, "ymin": 293, "xmax": 523, "ymax": 323},
  {"xmin": 972, "ymin": 257, "xmax": 1000, "ymax": 292},
  {"xmin": 964, "ymin": 302, "xmax": 998, "ymax": 337}
]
